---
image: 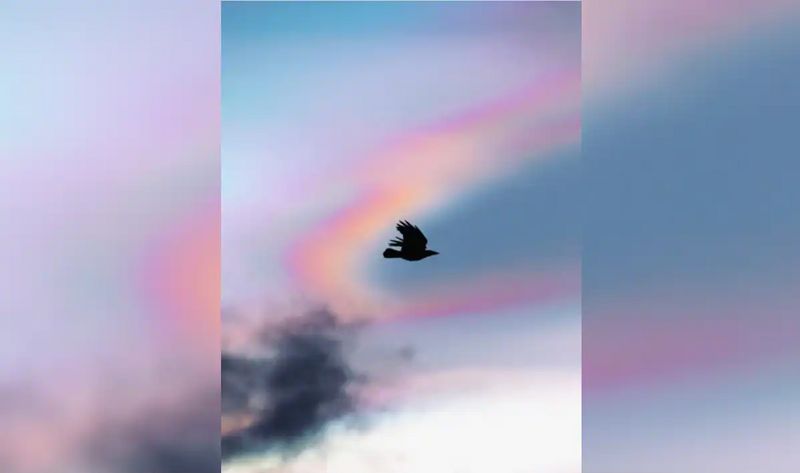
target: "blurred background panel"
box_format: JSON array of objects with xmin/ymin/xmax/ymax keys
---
[
  {"xmin": 0, "ymin": 1, "xmax": 220, "ymax": 472},
  {"xmin": 584, "ymin": 1, "xmax": 800, "ymax": 472}
]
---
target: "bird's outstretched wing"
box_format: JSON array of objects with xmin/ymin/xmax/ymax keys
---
[{"xmin": 396, "ymin": 219, "xmax": 427, "ymax": 250}]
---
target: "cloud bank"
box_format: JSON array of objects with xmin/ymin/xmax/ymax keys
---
[{"xmin": 222, "ymin": 309, "xmax": 363, "ymax": 460}]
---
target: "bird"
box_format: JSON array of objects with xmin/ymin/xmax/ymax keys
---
[{"xmin": 383, "ymin": 220, "xmax": 439, "ymax": 261}]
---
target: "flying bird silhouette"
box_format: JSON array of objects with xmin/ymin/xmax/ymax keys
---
[{"xmin": 383, "ymin": 220, "xmax": 439, "ymax": 261}]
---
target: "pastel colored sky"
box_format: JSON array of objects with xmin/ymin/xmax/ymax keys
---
[
  {"xmin": 222, "ymin": 2, "xmax": 581, "ymax": 472},
  {"xmin": 583, "ymin": 3, "xmax": 800, "ymax": 472},
  {"xmin": 1, "ymin": 2, "xmax": 220, "ymax": 472},
  {"xmin": 2, "ymin": 1, "xmax": 798, "ymax": 472},
  {"xmin": 222, "ymin": 2, "xmax": 581, "ymax": 319}
]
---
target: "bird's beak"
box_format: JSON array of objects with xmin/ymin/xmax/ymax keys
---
[{"xmin": 430, "ymin": 251, "xmax": 439, "ymax": 255}]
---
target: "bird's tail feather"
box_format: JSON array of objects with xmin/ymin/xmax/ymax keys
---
[{"xmin": 383, "ymin": 248, "xmax": 401, "ymax": 258}]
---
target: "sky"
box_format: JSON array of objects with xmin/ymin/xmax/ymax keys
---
[
  {"xmin": 0, "ymin": 2, "xmax": 220, "ymax": 472},
  {"xmin": 0, "ymin": 1, "xmax": 798, "ymax": 472},
  {"xmin": 222, "ymin": 2, "xmax": 581, "ymax": 472},
  {"xmin": 583, "ymin": 2, "xmax": 800, "ymax": 471}
]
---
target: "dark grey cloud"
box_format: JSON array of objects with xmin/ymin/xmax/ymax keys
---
[
  {"xmin": 222, "ymin": 351, "xmax": 271, "ymax": 415},
  {"xmin": 222, "ymin": 309, "xmax": 363, "ymax": 460}
]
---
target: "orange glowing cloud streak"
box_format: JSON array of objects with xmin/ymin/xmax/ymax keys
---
[
  {"xmin": 286, "ymin": 69, "xmax": 580, "ymax": 319},
  {"xmin": 140, "ymin": 197, "xmax": 220, "ymax": 345}
]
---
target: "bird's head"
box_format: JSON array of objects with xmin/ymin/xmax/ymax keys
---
[{"xmin": 424, "ymin": 250, "xmax": 439, "ymax": 257}]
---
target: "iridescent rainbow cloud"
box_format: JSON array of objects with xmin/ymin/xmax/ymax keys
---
[{"xmin": 286, "ymin": 68, "xmax": 580, "ymax": 320}]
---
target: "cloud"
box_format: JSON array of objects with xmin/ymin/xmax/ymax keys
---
[
  {"xmin": 86, "ymin": 389, "xmax": 220, "ymax": 473},
  {"xmin": 222, "ymin": 309, "xmax": 363, "ymax": 460}
]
